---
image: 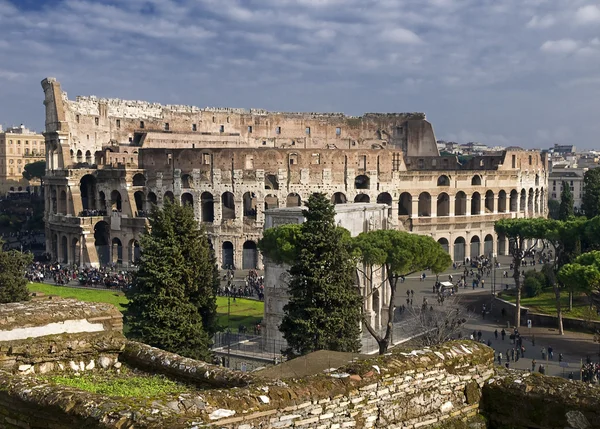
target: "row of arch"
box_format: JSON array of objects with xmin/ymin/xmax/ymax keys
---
[{"xmin": 437, "ymin": 235, "xmax": 496, "ymax": 261}]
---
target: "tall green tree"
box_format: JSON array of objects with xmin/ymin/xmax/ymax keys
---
[
  {"xmin": 353, "ymin": 230, "xmax": 451, "ymax": 354},
  {"xmin": 0, "ymin": 244, "xmax": 32, "ymax": 303},
  {"xmin": 125, "ymin": 199, "xmax": 218, "ymax": 360},
  {"xmin": 582, "ymin": 168, "xmax": 600, "ymax": 218},
  {"xmin": 558, "ymin": 251, "xmax": 600, "ymax": 311},
  {"xmin": 22, "ymin": 160, "xmax": 46, "ymax": 185},
  {"xmin": 558, "ymin": 181, "xmax": 574, "ymax": 220},
  {"xmin": 279, "ymin": 193, "xmax": 363, "ymax": 358},
  {"xmin": 495, "ymin": 218, "xmax": 547, "ymax": 328}
]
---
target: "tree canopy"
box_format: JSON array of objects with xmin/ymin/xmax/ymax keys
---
[
  {"xmin": 582, "ymin": 168, "xmax": 600, "ymax": 219},
  {"xmin": 22, "ymin": 160, "xmax": 46, "ymax": 181},
  {"xmin": 257, "ymin": 223, "xmax": 302, "ymax": 265},
  {"xmin": 125, "ymin": 199, "xmax": 218, "ymax": 361},
  {"xmin": 279, "ymin": 193, "xmax": 362, "ymax": 358},
  {"xmin": 0, "ymin": 243, "xmax": 32, "ymax": 303},
  {"xmin": 558, "ymin": 180, "xmax": 574, "ymax": 220},
  {"xmin": 558, "ymin": 251, "xmax": 600, "ymax": 300}
]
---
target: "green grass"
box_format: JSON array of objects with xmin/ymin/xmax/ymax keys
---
[
  {"xmin": 41, "ymin": 369, "xmax": 192, "ymax": 398},
  {"xmin": 27, "ymin": 283, "xmax": 264, "ymax": 331},
  {"xmin": 500, "ymin": 289, "xmax": 600, "ymax": 321}
]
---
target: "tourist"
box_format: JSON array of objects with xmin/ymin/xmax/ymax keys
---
[
  {"xmin": 501, "ymin": 328, "xmax": 506, "ymax": 341},
  {"xmin": 541, "ymin": 347, "xmax": 546, "ymax": 360},
  {"xmin": 548, "ymin": 346, "xmax": 554, "ymax": 360},
  {"xmin": 531, "ymin": 359, "xmax": 536, "ymax": 372},
  {"xmin": 494, "ymin": 329, "xmax": 498, "ymax": 340}
]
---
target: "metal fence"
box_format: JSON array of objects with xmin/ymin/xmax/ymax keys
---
[{"xmin": 212, "ymin": 332, "xmax": 287, "ymax": 363}]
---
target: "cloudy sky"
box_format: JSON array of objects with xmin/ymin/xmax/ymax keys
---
[{"xmin": 1, "ymin": 0, "xmax": 600, "ymax": 149}]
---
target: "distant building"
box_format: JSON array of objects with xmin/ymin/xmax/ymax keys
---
[
  {"xmin": 0, "ymin": 125, "xmax": 45, "ymax": 195},
  {"xmin": 549, "ymin": 168, "xmax": 585, "ymax": 212},
  {"xmin": 552, "ymin": 144, "xmax": 576, "ymax": 156}
]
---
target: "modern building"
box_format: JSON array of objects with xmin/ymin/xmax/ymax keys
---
[
  {"xmin": 549, "ymin": 169, "xmax": 586, "ymax": 212},
  {"xmin": 0, "ymin": 124, "xmax": 45, "ymax": 195},
  {"xmin": 41, "ymin": 78, "xmax": 548, "ymax": 268}
]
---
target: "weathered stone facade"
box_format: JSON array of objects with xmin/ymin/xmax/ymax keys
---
[{"xmin": 41, "ymin": 78, "xmax": 548, "ymax": 268}]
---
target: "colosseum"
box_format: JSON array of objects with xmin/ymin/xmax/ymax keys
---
[{"xmin": 41, "ymin": 78, "xmax": 548, "ymax": 269}]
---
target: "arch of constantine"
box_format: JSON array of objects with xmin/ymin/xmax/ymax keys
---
[{"xmin": 41, "ymin": 78, "xmax": 548, "ymax": 268}]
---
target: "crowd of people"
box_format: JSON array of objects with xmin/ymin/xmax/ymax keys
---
[
  {"xmin": 218, "ymin": 269, "xmax": 265, "ymax": 301},
  {"xmin": 582, "ymin": 359, "xmax": 600, "ymax": 383},
  {"xmin": 26, "ymin": 262, "xmax": 133, "ymax": 289}
]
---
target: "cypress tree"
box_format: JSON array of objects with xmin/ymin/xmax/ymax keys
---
[
  {"xmin": 125, "ymin": 200, "xmax": 218, "ymax": 360},
  {"xmin": 558, "ymin": 180, "xmax": 574, "ymax": 220},
  {"xmin": 0, "ymin": 245, "xmax": 32, "ymax": 303},
  {"xmin": 279, "ymin": 193, "xmax": 362, "ymax": 358}
]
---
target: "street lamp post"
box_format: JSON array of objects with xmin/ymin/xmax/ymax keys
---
[
  {"xmin": 227, "ymin": 270, "xmax": 233, "ymax": 368},
  {"xmin": 493, "ymin": 255, "xmax": 497, "ymax": 296}
]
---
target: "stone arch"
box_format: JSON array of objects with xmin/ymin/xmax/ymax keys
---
[
  {"xmin": 76, "ymin": 149, "xmax": 83, "ymax": 163},
  {"xmin": 110, "ymin": 190, "xmax": 122, "ymax": 212},
  {"xmin": 437, "ymin": 193, "xmax": 450, "ymax": 216},
  {"xmin": 485, "ymin": 190, "xmax": 494, "ymax": 213},
  {"xmin": 535, "ymin": 189, "xmax": 540, "ymax": 214},
  {"xmin": 134, "ymin": 191, "xmax": 145, "ymax": 215},
  {"xmin": 85, "ymin": 150, "xmax": 92, "ymax": 164},
  {"xmin": 437, "ymin": 237, "xmax": 449, "ymax": 254},
  {"xmin": 377, "ymin": 192, "xmax": 393, "ymax": 216},
  {"xmin": 454, "ymin": 237, "xmax": 466, "ymax": 262},
  {"xmin": 222, "ymin": 192, "xmax": 235, "ymax": 220},
  {"xmin": 286, "ymin": 193, "xmax": 301, "ymax": 207},
  {"xmin": 201, "ymin": 192, "xmax": 214, "ymax": 222},
  {"xmin": 265, "ymin": 174, "xmax": 279, "ymax": 190},
  {"xmin": 132, "ymin": 173, "xmax": 146, "ymax": 187},
  {"xmin": 484, "ymin": 234, "xmax": 494, "ymax": 257},
  {"xmin": 498, "ymin": 190, "xmax": 507, "ymax": 212},
  {"xmin": 79, "ymin": 174, "xmax": 97, "ymax": 211},
  {"xmin": 181, "ymin": 192, "xmax": 193, "ymax": 207},
  {"xmin": 471, "ymin": 192, "xmax": 481, "ymax": 215},
  {"xmin": 222, "ymin": 241, "xmax": 234, "ymax": 269},
  {"xmin": 181, "ymin": 174, "xmax": 192, "ymax": 189},
  {"xmin": 59, "ymin": 190, "xmax": 67, "ymax": 215},
  {"xmin": 437, "ymin": 175, "xmax": 450, "ymax": 186},
  {"xmin": 472, "ymin": 175, "xmax": 482, "ymax": 186},
  {"xmin": 455, "ymin": 191, "xmax": 467, "ymax": 216},
  {"xmin": 164, "ymin": 191, "xmax": 174, "ymax": 203},
  {"xmin": 418, "ymin": 192, "xmax": 431, "ymax": 217},
  {"xmin": 470, "ymin": 235, "xmax": 481, "ymax": 259},
  {"xmin": 399, "ymin": 192, "xmax": 412, "ymax": 216},
  {"xmin": 61, "ymin": 235, "xmax": 68, "ymax": 263},
  {"xmin": 332, "ymin": 192, "xmax": 347, "ymax": 204},
  {"xmin": 242, "ymin": 241, "xmax": 258, "ymax": 270},
  {"xmin": 535, "ymin": 174, "xmax": 540, "ymax": 187},
  {"xmin": 354, "ymin": 175, "xmax": 370, "ymax": 190},
  {"xmin": 112, "ymin": 237, "xmax": 123, "ymax": 264},
  {"xmin": 94, "ymin": 221, "xmax": 110, "ymax": 266},
  {"xmin": 528, "ymin": 188, "xmax": 534, "ymax": 215},
  {"xmin": 265, "ymin": 194, "xmax": 279, "ymax": 210},
  {"xmin": 520, "ymin": 189, "xmax": 527, "ymax": 213},
  {"xmin": 129, "ymin": 239, "xmax": 141, "ymax": 264},
  {"xmin": 243, "ymin": 192, "xmax": 257, "ymax": 219},
  {"xmin": 354, "ymin": 194, "xmax": 370, "ymax": 203},
  {"xmin": 147, "ymin": 192, "xmax": 157, "ymax": 206},
  {"xmin": 510, "ymin": 189, "xmax": 519, "ymax": 212}
]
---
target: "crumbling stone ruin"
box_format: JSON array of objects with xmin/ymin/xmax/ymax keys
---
[
  {"xmin": 1, "ymin": 299, "xmax": 598, "ymax": 428},
  {"xmin": 41, "ymin": 78, "xmax": 548, "ymax": 268}
]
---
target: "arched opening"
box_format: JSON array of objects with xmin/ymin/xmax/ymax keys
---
[
  {"xmin": 418, "ymin": 192, "xmax": 431, "ymax": 217},
  {"xmin": 470, "ymin": 236, "xmax": 481, "ymax": 259},
  {"xmin": 498, "ymin": 190, "xmax": 507, "ymax": 213},
  {"xmin": 222, "ymin": 192, "xmax": 235, "ymax": 220},
  {"xmin": 332, "ymin": 192, "xmax": 347, "ymax": 204},
  {"xmin": 377, "ymin": 192, "xmax": 393, "ymax": 217},
  {"xmin": 61, "ymin": 236, "xmax": 68, "ymax": 263},
  {"xmin": 454, "ymin": 237, "xmax": 466, "ymax": 262},
  {"xmin": 437, "ymin": 193, "xmax": 450, "ymax": 216},
  {"xmin": 147, "ymin": 192, "xmax": 157, "ymax": 206},
  {"xmin": 164, "ymin": 191, "xmax": 174, "ymax": 203},
  {"xmin": 222, "ymin": 241, "xmax": 234, "ymax": 269},
  {"xmin": 471, "ymin": 175, "xmax": 482, "ymax": 186},
  {"xmin": 535, "ymin": 174, "xmax": 540, "ymax": 187},
  {"xmin": 399, "ymin": 192, "xmax": 412, "ymax": 216},
  {"xmin": 242, "ymin": 241, "xmax": 258, "ymax": 269},
  {"xmin": 243, "ymin": 192, "xmax": 257, "ymax": 219},
  {"xmin": 201, "ymin": 192, "xmax": 214, "ymax": 222},
  {"xmin": 354, "ymin": 194, "xmax": 370, "ymax": 203},
  {"xmin": 132, "ymin": 173, "xmax": 146, "ymax": 187},
  {"xmin": 485, "ymin": 190, "xmax": 494, "ymax": 213},
  {"xmin": 510, "ymin": 190, "xmax": 519, "ymax": 212},
  {"xmin": 437, "ymin": 175, "xmax": 450, "ymax": 186},
  {"xmin": 471, "ymin": 192, "xmax": 481, "ymax": 215},
  {"xmin": 181, "ymin": 174, "xmax": 192, "ymax": 189},
  {"xmin": 59, "ymin": 190, "xmax": 67, "ymax": 215},
  {"xmin": 112, "ymin": 237, "xmax": 123, "ymax": 264},
  {"xmin": 94, "ymin": 221, "xmax": 110, "ymax": 266},
  {"xmin": 85, "ymin": 150, "xmax": 91, "ymax": 164},
  {"xmin": 354, "ymin": 175, "xmax": 370, "ymax": 190},
  {"xmin": 455, "ymin": 192, "xmax": 467, "ymax": 216},
  {"xmin": 437, "ymin": 238, "xmax": 449, "ymax": 254},
  {"xmin": 265, "ymin": 174, "xmax": 279, "ymax": 190},
  {"xmin": 520, "ymin": 189, "xmax": 527, "ymax": 213},
  {"xmin": 79, "ymin": 174, "xmax": 97, "ymax": 211},
  {"xmin": 76, "ymin": 150, "xmax": 83, "ymax": 163},
  {"xmin": 484, "ymin": 234, "xmax": 494, "ymax": 257},
  {"xmin": 110, "ymin": 190, "xmax": 122, "ymax": 212},
  {"xmin": 72, "ymin": 238, "xmax": 80, "ymax": 266},
  {"xmin": 98, "ymin": 191, "xmax": 106, "ymax": 213},
  {"xmin": 134, "ymin": 191, "xmax": 145, "ymax": 216},
  {"xmin": 497, "ymin": 233, "xmax": 507, "ymax": 256},
  {"xmin": 535, "ymin": 189, "xmax": 540, "ymax": 214},
  {"xmin": 265, "ymin": 194, "xmax": 279, "ymax": 210},
  {"xmin": 181, "ymin": 192, "xmax": 194, "ymax": 208},
  {"xmin": 286, "ymin": 193, "xmax": 301, "ymax": 207},
  {"xmin": 528, "ymin": 188, "xmax": 534, "ymax": 215},
  {"xmin": 130, "ymin": 240, "xmax": 141, "ymax": 264}
]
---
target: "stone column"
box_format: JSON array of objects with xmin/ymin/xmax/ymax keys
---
[
  {"xmin": 493, "ymin": 196, "xmax": 499, "ymax": 214},
  {"xmin": 430, "ymin": 195, "xmax": 437, "ymax": 218},
  {"xmin": 449, "ymin": 196, "xmax": 455, "ymax": 217},
  {"xmin": 466, "ymin": 198, "xmax": 472, "ymax": 217},
  {"xmin": 411, "ymin": 196, "xmax": 419, "ymax": 217}
]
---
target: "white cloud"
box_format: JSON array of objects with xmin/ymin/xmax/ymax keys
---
[
  {"xmin": 526, "ymin": 14, "xmax": 556, "ymax": 29},
  {"xmin": 540, "ymin": 39, "xmax": 579, "ymax": 54},
  {"xmin": 575, "ymin": 4, "xmax": 600, "ymax": 24},
  {"xmin": 380, "ymin": 28, "xmax": 423, "ymax": 44}
]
